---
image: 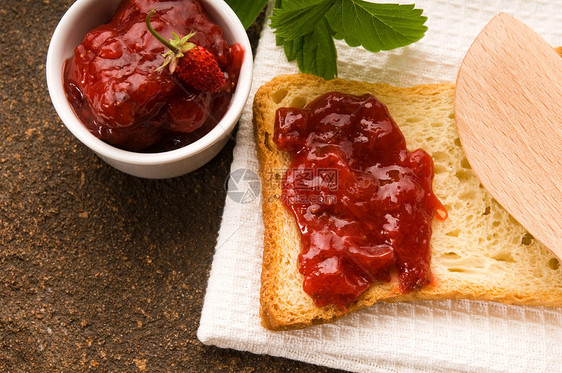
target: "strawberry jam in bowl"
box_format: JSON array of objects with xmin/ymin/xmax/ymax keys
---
[{"xmin": 47, "ymin": 0, "xmax": 252, "ymax": 178}]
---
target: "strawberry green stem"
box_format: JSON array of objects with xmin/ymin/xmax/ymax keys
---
[{"xmin": 146, "ymin": 9, "xmax": 180, "ymax": 54}]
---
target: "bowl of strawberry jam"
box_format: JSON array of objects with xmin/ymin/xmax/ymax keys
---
[{"xmin": 46, "ymin": 0, "xmax": 252, "ymax": 178}]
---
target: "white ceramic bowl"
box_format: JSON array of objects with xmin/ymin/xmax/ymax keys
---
[{"xmin": 46, "ymin": 0, "xmax": 252, "ymax": 178}]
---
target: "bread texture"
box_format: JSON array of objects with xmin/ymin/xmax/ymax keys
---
[{"xmin": 253, "ymin": 73, "xmax": 562, "ymax": 331}]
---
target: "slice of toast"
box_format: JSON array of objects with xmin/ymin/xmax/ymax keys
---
[{"xmin": 253, "ymin": 73, "xmax": 562, "ymax": 331}]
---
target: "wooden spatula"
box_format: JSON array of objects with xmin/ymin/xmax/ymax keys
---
[{"xmin": 455, "ymin": 13, "xmax": 562, "ymax": 259}]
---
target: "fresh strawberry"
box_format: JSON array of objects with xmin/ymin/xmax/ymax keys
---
[
  {"xmin": 175, "ymin": 46, "xmax": 226, "ymax": 92},
  {"xmin": 145, "ymin": 9, "xmax": 226, "ymax": 93}
]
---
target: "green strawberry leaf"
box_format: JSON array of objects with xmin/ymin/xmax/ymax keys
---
[
  {"xmin": 271, "ymin": 0, "xmax": 427, "ymax": 79},
  {"xmin": 270, "ymin": 0, "xmax": 335, "ymax": 40},
  {"xmin": 281, "ymin": 18, "xmax": 338, "ymax": 80},
  {"xmin": 224, "ymin": 0, "xmax": 268, "ymax": 29},
  {"xmin": 325, "ymin": 1, "xmax": 427, "ymax": 52}
]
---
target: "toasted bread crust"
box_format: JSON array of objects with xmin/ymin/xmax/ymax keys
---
[{"xmin": 253, "ymin": 74, "xmax": 562, "ymax": 331}]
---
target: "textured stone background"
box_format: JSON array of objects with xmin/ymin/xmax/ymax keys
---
[{"xmin": 0, "ymin": 1, "xmax": 342, "ymax": 371}]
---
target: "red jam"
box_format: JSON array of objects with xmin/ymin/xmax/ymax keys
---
[
  {"xmin": 274, "ymin": 92, "xmax": 447, "ymax": 309},
  {"xmin": 63, "ymin": 0, "xmax": 244, "ymax": 152}
]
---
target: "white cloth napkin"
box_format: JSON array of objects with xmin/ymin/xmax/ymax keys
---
[{"xmin": 198, "ymin": 1, "xmax": 562, "ymax": 372}]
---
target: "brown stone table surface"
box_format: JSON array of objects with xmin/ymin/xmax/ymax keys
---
[{"xmin": 0, "ymin": 1, "xmax": 345, "ymax": 371}]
